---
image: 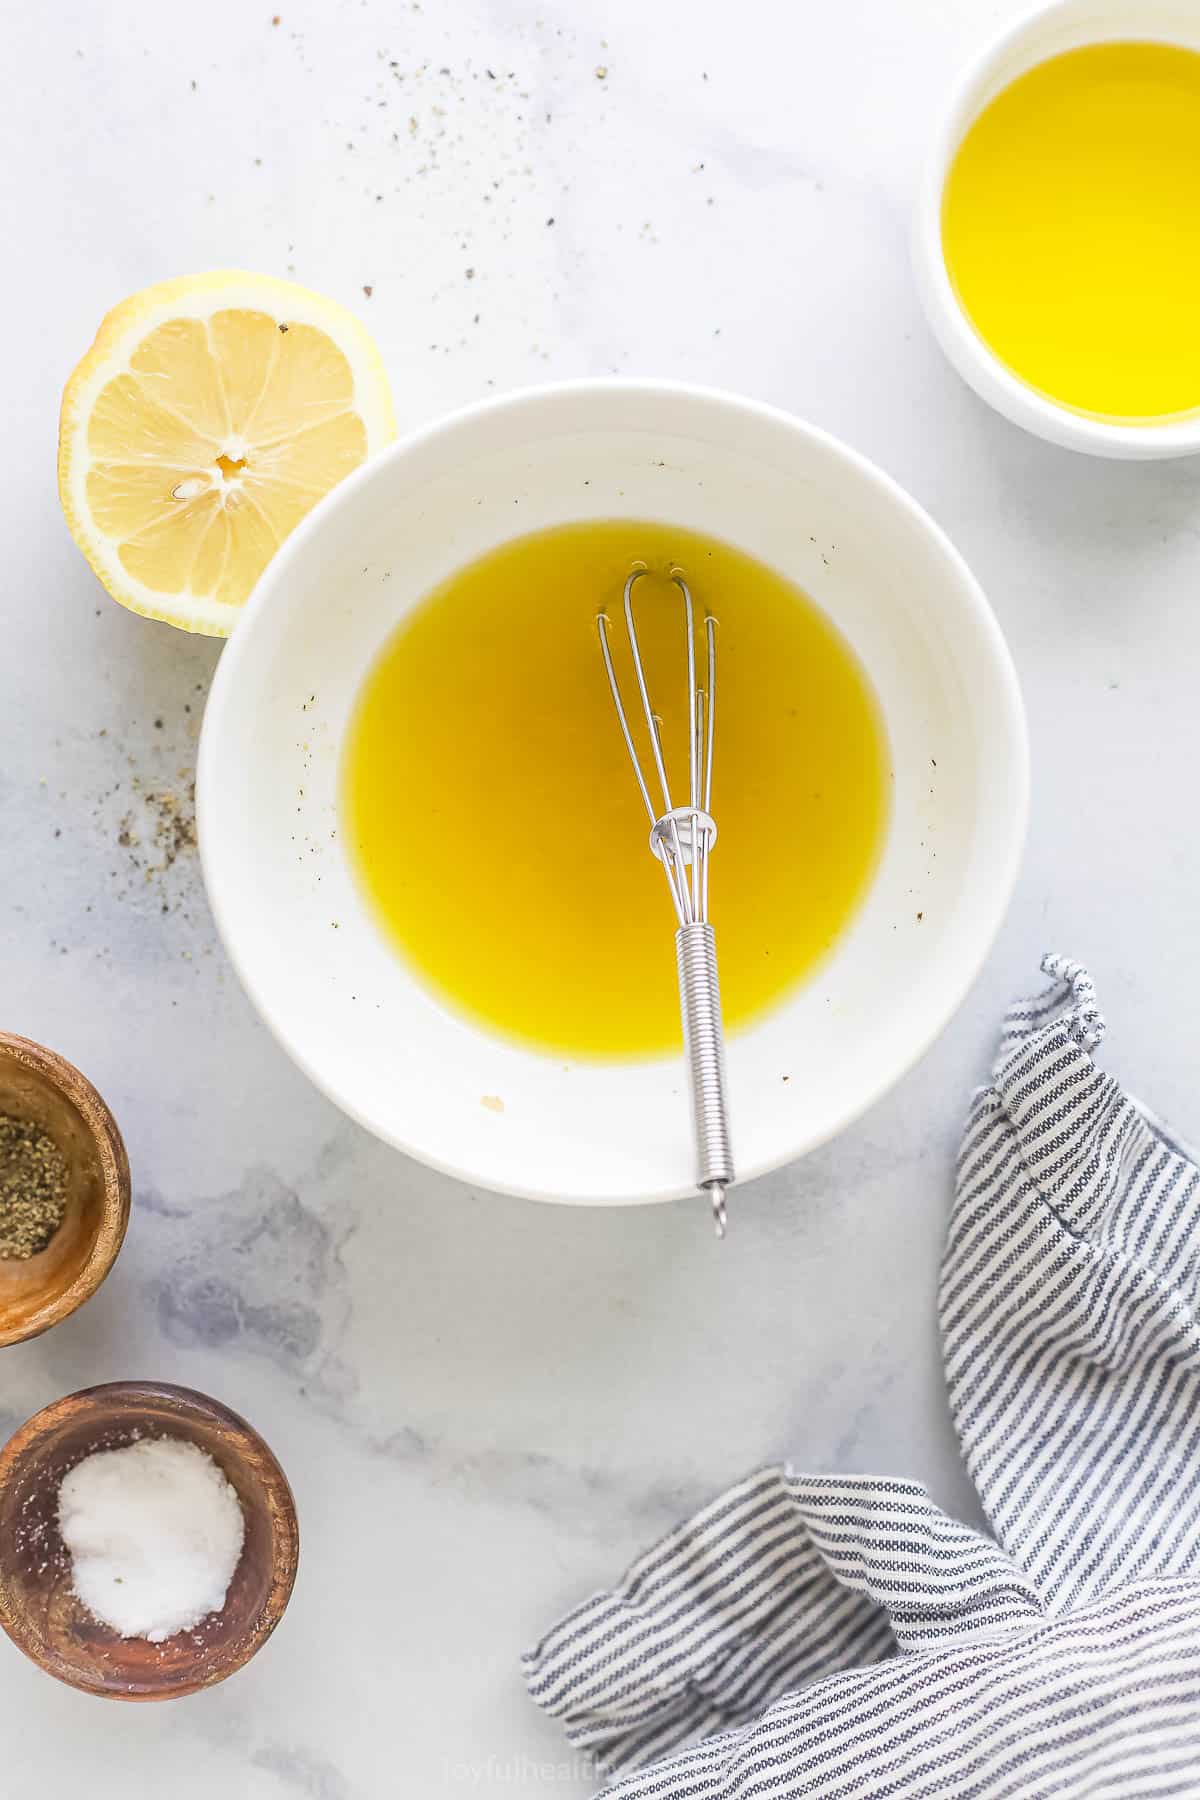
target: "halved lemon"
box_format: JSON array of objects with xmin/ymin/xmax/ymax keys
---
[{"xmin": 59, "ymin": 271, "xmax": 395, "ymax": 635}]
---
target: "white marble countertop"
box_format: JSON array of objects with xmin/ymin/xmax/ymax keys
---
[{"xmin": 4, "ymin": 0, "xmax": 1200, "ymax": 1791}]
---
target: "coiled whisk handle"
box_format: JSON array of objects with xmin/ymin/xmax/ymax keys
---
[{"xmin": 675, "ymin": 922, "xmax": 735, "ymax": 1237}]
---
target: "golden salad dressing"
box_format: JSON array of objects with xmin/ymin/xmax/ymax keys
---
[
  {"xmin": 942, "ymin": 42, "xmax": 1200, "ymax": 420},
  {"xmin": 343, "ymin": 520, "xmax": 888, "ymax": 1058}
]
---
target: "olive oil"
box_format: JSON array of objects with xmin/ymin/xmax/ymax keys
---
[
  {"xmin": 342, "ymin": 520, "xmax": 888, "ymax": 1058},
  {"xmin": 942, "ymin": 42, "xmax": 1200, "ymax": 420}
]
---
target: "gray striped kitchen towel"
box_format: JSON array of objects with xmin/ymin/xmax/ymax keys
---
[{"xmin": 523, "ymin": 955, "xmax": 1200, "ymax": 1794}]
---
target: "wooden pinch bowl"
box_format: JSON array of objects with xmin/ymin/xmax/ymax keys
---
[
  {"xmin": 0, "ymin": 1382, "xmax": 299, "ymax": 1698},
  {"xmin": 0, "ymin": 1032, "xmax": 130, "ymax": 1346}
]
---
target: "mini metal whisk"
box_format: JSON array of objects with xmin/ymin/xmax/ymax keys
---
[{"xmin": 598, "ymin": 566, "xmax": 735, "ymax": 1236}]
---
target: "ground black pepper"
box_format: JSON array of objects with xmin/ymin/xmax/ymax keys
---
[{"xmin": 0, "ymin": 1114, "xmax": 70, "ymax": 1258}]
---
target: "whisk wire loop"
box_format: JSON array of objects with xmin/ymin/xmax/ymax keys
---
[{"xmin": 598, "ymin": 569, "xmax": 718, "ymax": 931}]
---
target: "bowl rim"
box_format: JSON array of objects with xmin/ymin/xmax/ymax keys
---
[
  {"xmin": 0, "ymin": 1031, "xmax": 131, "ymax": 1346},
  {"xmin": 913, "ymin": 0, "xmax": 1200, "ymax": 459},
  {"xmin": 198, "ymin": 375, "xmax": 1030, "ymax": 1204},
  {"xmin": 0, "ymin": 1379, "xmax": 299, "ymax": 1699}
]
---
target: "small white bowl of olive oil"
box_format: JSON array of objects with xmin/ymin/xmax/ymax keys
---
[
  {"xmin": 915, "ymin": 0, "xmax": 1200, "ymax": 458},
  {"xmin": 198, "ymin": 380, "xmax": 1027, "ymax": 1208}
]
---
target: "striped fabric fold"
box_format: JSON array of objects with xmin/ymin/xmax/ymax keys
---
[{"xmin": 523, "ymin": 955, "xmax": 1200, "ymax": 1794}]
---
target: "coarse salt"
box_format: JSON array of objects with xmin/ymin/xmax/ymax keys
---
[{"xmin": 57, "ymin": 1436, "xmax": 245, "ymax": 1642}]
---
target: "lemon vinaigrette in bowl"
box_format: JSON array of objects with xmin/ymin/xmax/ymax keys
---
[
  {"xmin": 341, "ymin": 521, "xmax": 890, "ymax": 1060},
  {"xmin": 941, "ymin": 41, "xmax": 1200, "ymax": 422}
]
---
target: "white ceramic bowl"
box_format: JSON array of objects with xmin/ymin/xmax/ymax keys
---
[
  {"xmin": 198, "ymin": 380, "xmax": 1027, "ymax": 1206},
  {"xmin": 914, "ymin": 0, "xmax": 1200, "ymax": 459}
]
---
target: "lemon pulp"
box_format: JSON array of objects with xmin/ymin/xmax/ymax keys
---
[
  {"xmin": 342, "ymin": 521, "xmax": 889, "ymax": 1059},
  {"xmin": 59, "ymin": 272, "xmax": 394, "ymax": 634},
  {"xmin": 942, "ymin": 42, "xmax": 1200, "ymax": 420}
]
